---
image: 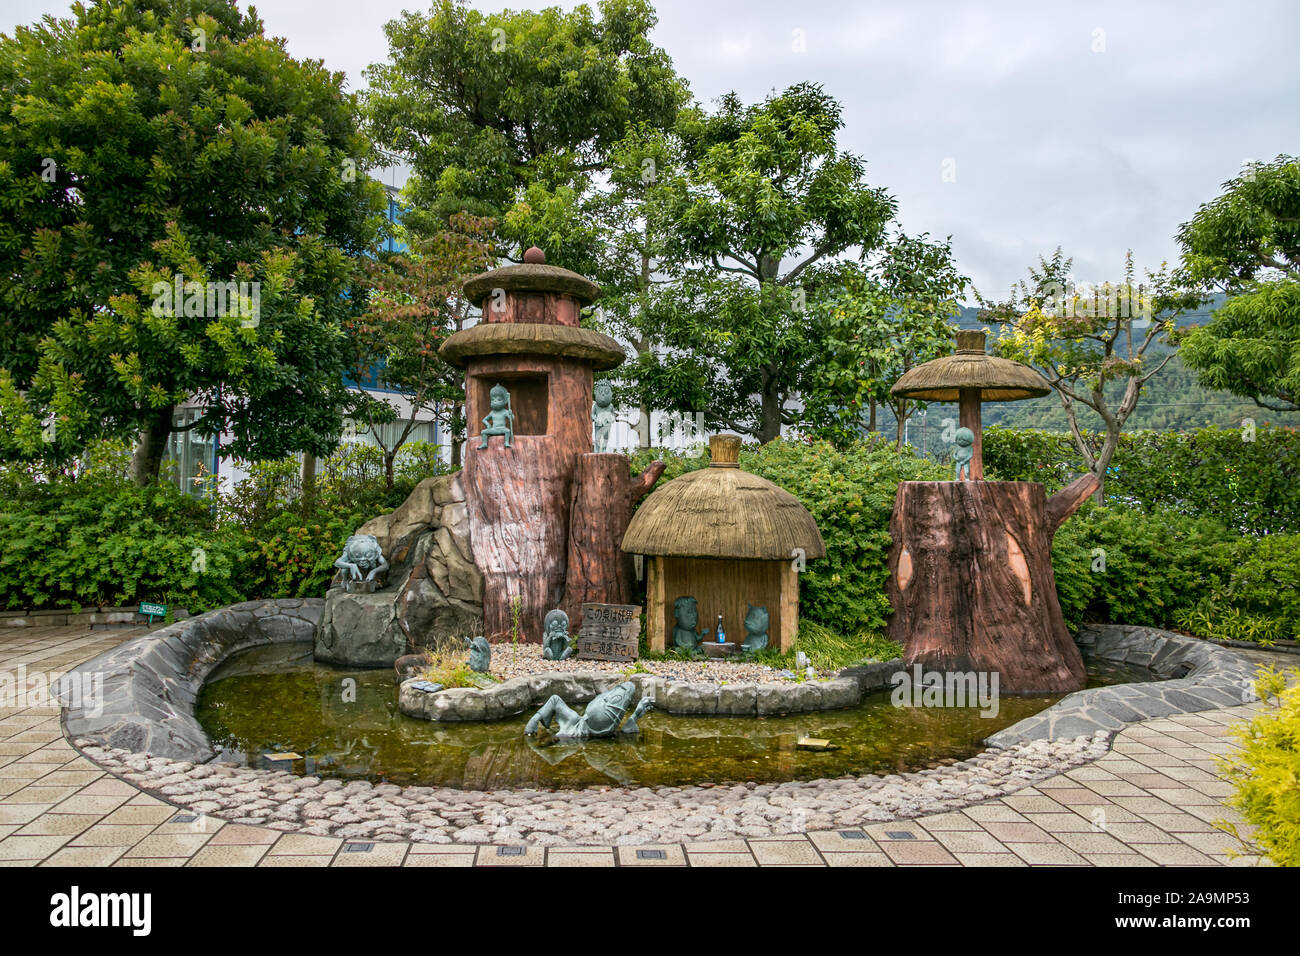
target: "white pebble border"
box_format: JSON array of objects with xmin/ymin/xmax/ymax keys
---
[{"xmin": 74, "ymin": 731, "xmax": 1111, "ymax": 846}]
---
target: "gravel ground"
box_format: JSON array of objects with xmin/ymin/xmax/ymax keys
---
[
  {"xmin": 488, "ymin": 642, "xmax": 793, "ymax": 685},
  {"xmin": 76, "ymin": 732, "xmax": 1111, "ymax": 846}
]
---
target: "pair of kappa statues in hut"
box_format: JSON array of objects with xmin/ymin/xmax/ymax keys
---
[
  {"xmin": 474, "ymin": 380, "xmax": 618, "ymax": 453},
  {"xmin": 671, "ymin": 596, "xmax": 769, "ymax": 655}
]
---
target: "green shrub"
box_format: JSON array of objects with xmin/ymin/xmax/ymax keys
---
[
  {"xmin": 1051, "ymin": 504, "xmax": 1245, "ymax": 632},
  {"xmin": 0, "ymin": 474, "xmax": 243, "ymax": 611},
  {"xmin": 984, "ymin": 425, "xmax": 1300, "ymax": 535},
  {"xmin": 1219, "ymin": 667, "xmax": 1300, "ymax": 866}
]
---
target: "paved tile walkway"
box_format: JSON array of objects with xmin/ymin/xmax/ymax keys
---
[{"xmin": 0, "ymin": 624, "xmax": 1276, "ymax": 866}]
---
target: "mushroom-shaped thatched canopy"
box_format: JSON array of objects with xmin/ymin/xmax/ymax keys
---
[
  {"xmin": 621, "ymin": 435, "xmax": 826, "ymax": 560},
  {"xmin": 891, "ymin": 329, "xmax": 1050, "ymax": 479}
]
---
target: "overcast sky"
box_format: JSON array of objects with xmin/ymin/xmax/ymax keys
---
[{"xmin": 3, "ymin": 0, "xmax": 1297, "ymax": 302}]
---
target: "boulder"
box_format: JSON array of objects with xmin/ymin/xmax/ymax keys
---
[{"xmin": 314, "ymin": 471, "xmax": 485, "ymax": 667}]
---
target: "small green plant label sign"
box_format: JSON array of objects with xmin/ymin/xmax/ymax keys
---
[{"xmin": 138, "ymin": 602, "xmax": 167, "ymax": 622}]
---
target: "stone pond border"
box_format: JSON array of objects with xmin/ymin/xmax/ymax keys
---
[
  {"xmin": 53, "ymin": 603, "xmax": 1279, "ymax": 843},
  {"xmin": 984, "ymin": 623, "xmax": 1264, "ymax": 747},
  {"xmin": 59, "ymin": 601, "xmax": 1267, "ymax": 765}
]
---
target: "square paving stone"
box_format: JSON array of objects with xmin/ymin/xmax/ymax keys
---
[
  {"xmin": 402, "ymin": 851, "xmax": 476, "ymax": 867},
  {"xmin": 1081, "ymin": 853, "xmax": 1158, "ymax": 867},
  {"xmin": 866, "ymin": 820, "xmax": 930, "ymax": 840},
  {"xmin": 260, "ymin": 855, "xmax": 334, "ymax": 867},
  {"xmin": 747, "ymin": 841, "xmax": 822, "ymax": 866},
  {"xmin": 683, "ymin": 839, "xmax": 751, "ymax": 853},
  {"xmin": 1138, "ymin": 812, "xmax": 1216, "ymax": 833},
  {"xmin": 881, "ymin": 840, "xmax": 959, "ymax": 866},
  {"xmin": 332, "ymin": 842, "xmax": 408, "ymax": 866},
  {"xmin": 931, "ymin": 829, "xmax": 1007, "ymax": 854},
  {"xmin": 0, "ymin": 834, "xmax": 70, "ymax": 860},
  {"xmin": 473, "ymin": 845, "xmax": 543, "ymax": 866},
  {"xmin": 207, "ymin": 824, "xmax": 279, "ymax": 845},
  {"xmin": 40, "ymin": 845, "xmax": 128, "ymax": 867},
  {"xmin": 981, "ymin": 822, "xmax": 1056, "ymax": 843},
  {"xmin": 1131, "ymin": 842, "xmax": 1219, "ymax": 866},
  {"xmin": 1007, "ymin": 842, "xmax": 1089, "ymax": 866},
  {"xmin": 822, "ymin": 852, "xmax": 893, "ymax": 867},
  {"xmin": 267, "ymin": 834, "xmax": 343, "ymax": 855},
  {"xmin": 49, "ymin": 794, "xmax": 131, "ymax": 815},
  {"xmin": 186, "ymin": 843, "xmax": 271, "ymax": 867},
  {"xmin": 1176, "ymin": 831, "xmax": 1253, "ymax": 855},
  {"xmin": 961, "ymin": 805, "xmax": 1028, "ymax": 823},
  {"xmin": 15, "ymin": 813, "xmax": 100, "ymax": 836},
  {"xmin": 688, "ymin": 852, "xmax": 758, "ymax": 867},
  {"xmin": 113, "ymin": 857, "xmax": 186, "ymax": 867},
  {"xmin": 1041, "ymin": 788, "xmax": 1110, "ymax": 806},
  {"xmin": 808, "ymin": 830, "xmax": 882, "ymax": 852},
  {"xmin": 1024, "ymin": 813, "xmax": 1096, "ymax": 834},
  {"xmin": 1100, "ymin": 821, "xmax": 1180, "ymax": 844},
  {"xmin": 953, "ymin": 852, "xmax": 1027, "ymax": 867},
  {"xmin": 101, "ymin": 804, "xmax": 176, "ymax": 825},
  {"xmin": 1052, "ymin": 831, "xmax": 1132, "ymax": 854},
  {"xmin": 546, "ymin": 850, "xmax": 617, "ymax": 867},
  {"xmin": 1002, "ymin": 794, "xmax": 1070, "ymax": 813},
  {"xmin": 123, "ymin": 833, "xmax": 212, "ymax": 858},
  {"xmin": 0, "ymin": 803, "xmax": 54, "ymax": 825},
  {"xmin": 916, "ymin": 812, "xmax": 985, "ymax": 831}
]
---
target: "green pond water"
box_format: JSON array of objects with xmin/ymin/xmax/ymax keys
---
[{"xmin": 195, "ymin": 643, "xmax": 1154, "ymax": 790}]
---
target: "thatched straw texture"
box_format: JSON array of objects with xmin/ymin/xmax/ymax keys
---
[
  {"xmin": 464, "ymin": 263, "xmax": 600, "ymax": 305},
  {"xmin": 891, "ymin": 329, "xmax": 1050, "ymax": 402},
  {"xmin": 621, "ymin": 438, "xmax": 826, "ymax": 560},
  {"xmin": 439, "ymin": 322, "xmax": 626, "ymax": 370}
]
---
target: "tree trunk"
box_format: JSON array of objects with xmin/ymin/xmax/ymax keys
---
[
  {"xmin": 886, "ymin": 473, "xmax": 1100, "ymax": 694},
  {"xmin": 562, "ymin": 455, "xmax": 665, "ymax": 630},
  {"xmin": 758, "ymin": 369, "xmax": 781, "ymax": 443},
  {"xmin": 130, "ymin": 407, "xmax": 174, "ymax": 487},
  {"xmin": 301, "ymin": 452, "xmax": 317, "ymax": 509}
]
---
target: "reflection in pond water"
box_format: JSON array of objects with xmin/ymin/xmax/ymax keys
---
[{"xmin": 196, "ymin": 643, "xmax": 1154, "ymax": 790}]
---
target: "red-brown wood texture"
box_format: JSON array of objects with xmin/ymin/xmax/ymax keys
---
[
  {"xmin": 563, "ymin": 455, "xmax": 665, "ymax": 630},
  {"xmin": 649, "ymin": 556, "xmax": 793, "ymax": 653},
  {"xmin": 958, "ymin": 387, "xmax": 984, "ymax": 479},
  {"xmin": 463, "ymin": 355, "xmax": 593, "ymax": 643},
  {"xmin": 480, "ymin": 291, "xmax": 583, "ymax": 327},
  {"xmin": 885, "ymin": 476, "xmax": 1098, "ymax": 694}
]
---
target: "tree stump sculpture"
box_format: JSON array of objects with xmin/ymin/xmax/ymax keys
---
[
  {"xmin": 439, "ymin": 247, "xmax": 626, "ymax": 643},
  {"xmin": 889, "ymin": 328, "xmax": 1093, "ymax": 694}
]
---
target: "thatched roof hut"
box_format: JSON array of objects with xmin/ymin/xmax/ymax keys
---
[{"xmin": 622, "ymin": 435, "xmax": 824, "ymax": 653}]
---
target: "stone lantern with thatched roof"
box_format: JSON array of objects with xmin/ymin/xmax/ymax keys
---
[{"xmin": 621, "ymin": 434, "xmax": 825, "ymax": 653}]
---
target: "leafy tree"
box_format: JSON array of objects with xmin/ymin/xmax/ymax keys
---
[
  {"xmin": 977, "ymin": 249, "xmax": 1199, "ymax": 500},
  {"xmin": 0, "ymin": 0, "xmax": 385, "ymax": 485},
  {"xmin": 1177, "ymin": 155, "xmax": 1300, "ymax": 412},
  {"xmin": 362, "ymin": 0, "xmax": 688, "ymax": 240},
  {"xmin": 806, "ymin": 233, "xmax": 967, "ymax": 448},
  {"xmin": 348, "ymin": 213, "xmax": 496, "ymax": 482},
  {"xmin": 643, "ymin": 82, "xmax": 898, "ymax": 442}
]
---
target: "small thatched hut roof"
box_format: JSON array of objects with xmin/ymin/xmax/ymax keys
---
[
  {"xmin": 891, "ymin": 329, "xmax": 1050, "ymax": 402},
  {"xmin": 621, "ymin": 435, "xmax": 826, "ymax": 561}
]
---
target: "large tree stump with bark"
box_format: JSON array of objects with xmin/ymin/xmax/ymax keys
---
[
  {"xmin": 563, "ymin": 455, "xmax": 665, "ymax": 630},
  {"xmin": 886, "ymin": 473, "xmax": 1100, "ymax": 694}
]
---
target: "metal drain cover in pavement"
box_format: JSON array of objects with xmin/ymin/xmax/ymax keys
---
[
  {"xmin": 838, "ymin": 830, "xmax": 867, "ymax": 840},
  {"xmin": 171, "ymin": 814, "xmax": 197, "ymax": 823},
  {"xmin": 885, "ymin": 831, "xmax": 916, "ymax": 840},
  {"xmin": 636, "ymin": 849, "xmax": 667, "ymax": 860},
  {"xmin": 344, "ymin": 843, "xmax": 374, "ymax": 853},
  {"xmin": 498, "ymin": 846, "xmax": 526, "ymax": 856}
]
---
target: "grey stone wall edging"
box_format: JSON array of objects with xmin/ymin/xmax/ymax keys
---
[
  {"xmin": 397, "ymin": 662, "xmax": 903, "ymax": 722},
  {"xmin": 58, "ymin": 599, "xmax": 323, "ymax": 762},
  {"xmin": 984, "ymin": 624, "xmax": 1263, "ymax": 748}
]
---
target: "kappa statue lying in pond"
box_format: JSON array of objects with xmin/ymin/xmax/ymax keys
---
[{"xmin": 524, "ymin": 680, "xmax": 654, "ymax": 738}]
